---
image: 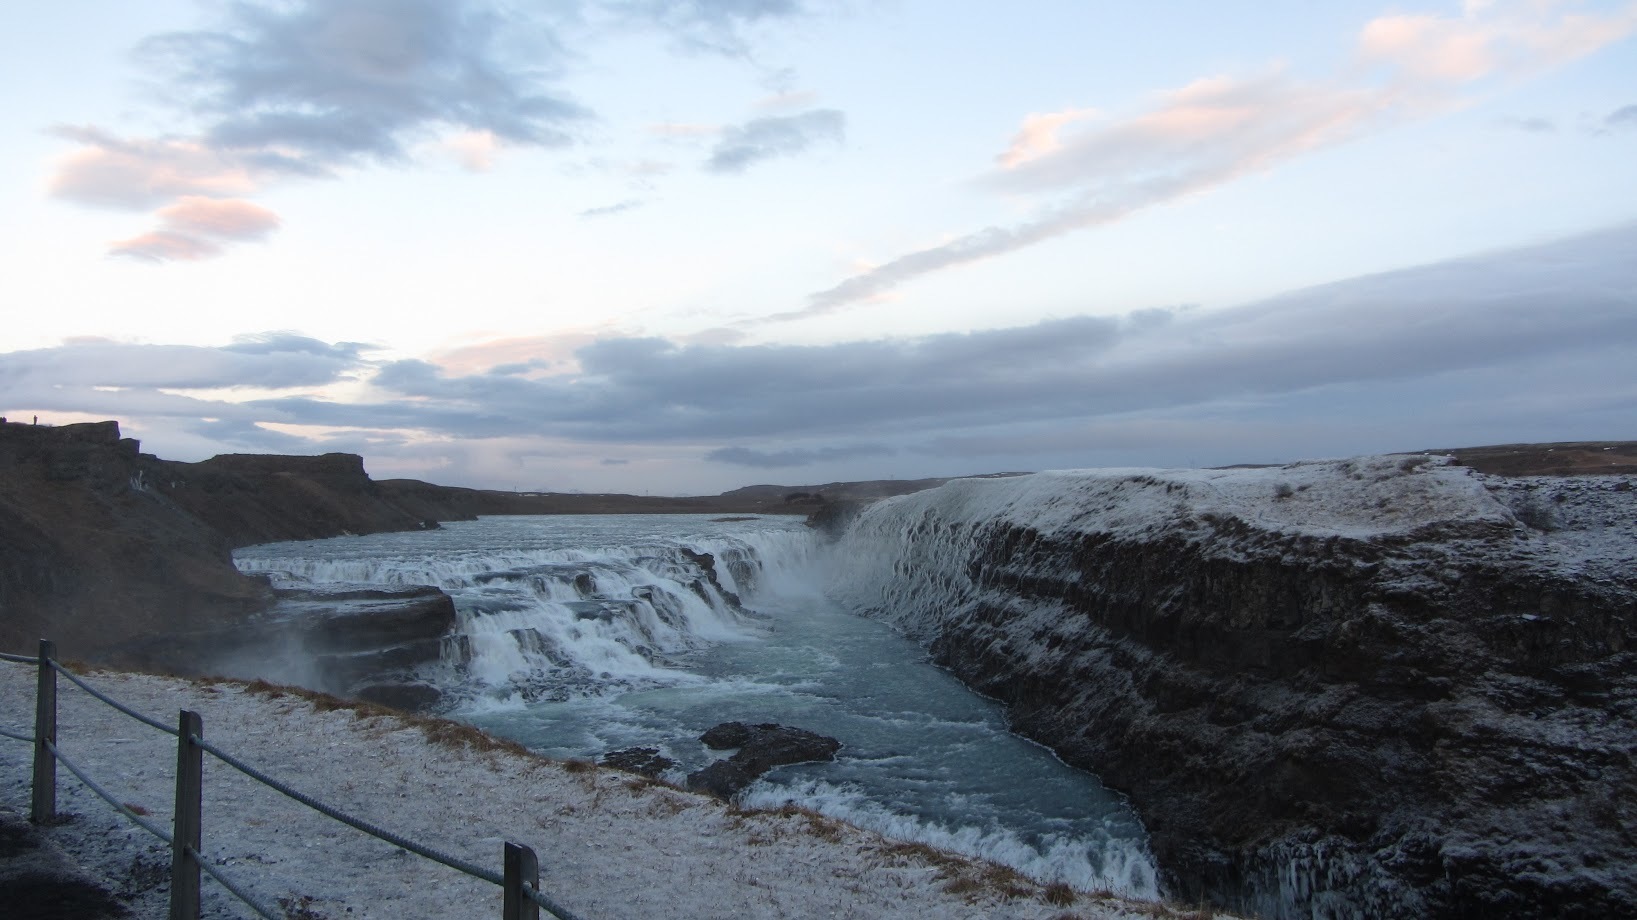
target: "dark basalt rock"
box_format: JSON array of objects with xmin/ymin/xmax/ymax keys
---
[
  {"xmin": 120, "ymin": 584, "xmax": 457, "ymax": 700},
  {"xmin": 601, "ymin": 747, "xmax": 679, "ymax": 778},
  {"xmin": 685, "ymin": 722, "xmax": 841, "ymax": 798},
  {"xmin": 680, "ymin": 547, "xmax": 744, "ymax": 610},
  {"xmin": 353, "ymin": 681, "xmax": 444, "ymax": 713},
  {"xmin": 847, "ymin": 468, "xmax": 1637, "ymax": 919}
]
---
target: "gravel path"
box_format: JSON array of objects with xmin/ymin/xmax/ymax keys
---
[{"xmin": 0, "ymin": 664, "xmax": 1217, "ymax": 919}]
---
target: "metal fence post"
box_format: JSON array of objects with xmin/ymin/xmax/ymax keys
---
[
  {"xmin": 170, "ymin": 710, "xmax": 203, "ymax": 920},
  {"xmin": 503, "ymin": 842, "xmax": 539, "ymax": 920},
  {"xmin": 31, "ymin": 639, "xmax": 57, "ymax": 824}
]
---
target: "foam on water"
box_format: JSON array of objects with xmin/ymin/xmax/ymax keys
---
[
  {"xmin": 237, "ymin": 515, "xmax": 802, "ymax": 703},
  {"xmin": 739, "ymin": 777, "xmax": 1159, "ymax": 896},
  {"xmin": 235, "ymin": 512, "xmax": 1161, "ymax": 898}
]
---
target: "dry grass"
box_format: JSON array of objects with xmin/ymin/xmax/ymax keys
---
[
  {"xmin": 1132, "ymin": 903, "xmax": 1216, "ymax": 919},
  {"xmin": 877, "ymin": 839, "xmax": 966, "ymax": 873},
  {"xmin": 724, "ymin": 801, "xmax": 850, "ymax": 842},
  {"xmin": 238, "ymin": 677, "xmax": 532, "ymax": 757},
  {"xmin": 133, "ymin": 672, "xmax": 1245, "ymax": 919}
]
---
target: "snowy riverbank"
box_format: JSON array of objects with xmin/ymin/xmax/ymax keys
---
[{"xmin": 0, "ymin": 665, "xmax": 1225, "ymax": 919}]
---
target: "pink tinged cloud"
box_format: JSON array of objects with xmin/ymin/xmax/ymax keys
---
[
  {"xmin": 1359, "ymin": 1, "xmax": 1637, "ymax": 81},
  {"xmin": 797, "ymin": 72, "xmax": 1390, "ymax": 316},
  {"xmin": 48, "ymin": 128, "xmax": 263, "ymax": 211},
  {"xmin": 800, "ymin": 0, "xmax": 1637, "ymax": 316},
  {"xmin": 110, "ymin": 197, "xmax": 281, "ymax": 263},
  {"xmin": 439, "ymin": 130, "xmax": 500, "ymax": 172},
  {"xmin": 996, "ymin": 108, "xmax": 1099, "ymax": 168}
]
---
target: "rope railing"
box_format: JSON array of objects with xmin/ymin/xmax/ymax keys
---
[
  {"xmin": 192, "ymin": 732, "xmax": 506, "ymax": 887},
  {"xmin": 189, "ymin": 843, "xmax": 283, "ymax": 920},
  {"xmin": 2, "ymin": 640, "xmax": 585, "ymax": 920},
  {"xmin": 44, "ymin": 737, "xmax": 174, "ymax": 845},
  {"xmin": 50, "ymin": 659, "xmax": 179, "ymax": 735}
]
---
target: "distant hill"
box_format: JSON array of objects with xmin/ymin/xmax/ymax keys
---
[{"xmin": 1418, "ymin": 440, "xmax": 1637, "ymax": 476}]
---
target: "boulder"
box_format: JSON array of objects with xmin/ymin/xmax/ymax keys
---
[
  {"xmin": 353, "ymin": 681, "xmax": 444, "ymax": 713},
  {"xmin": 600, "ymin": 747, "xmax": 678, "ymax": 778},
  {"xmin": 685, "ymin": 722, "xmax": 841, "ymax": 798}
]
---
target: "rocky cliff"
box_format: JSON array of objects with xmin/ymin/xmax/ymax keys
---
[
  {"xmin": 0, "ymin": 419, "xmax": 980, "ymax": 667},
  {"xmin": 826, "ymin": 456, "xmax": 1637, "ymax": 918},
  {"xmin": 150, "ymin": 452, "xmax": 442, "ymax": 546},
  {"xmin": 0, "ymin": 420, "xmax": 268, "ymax": 657},
  {"xmin": 0, "ymin": 422, "xmax": 457, "ymax": 699}
]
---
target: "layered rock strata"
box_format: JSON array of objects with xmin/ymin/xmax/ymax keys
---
[{"xmin": 828, "ymin": 456, "xmax": 1637, "ymax": 918}]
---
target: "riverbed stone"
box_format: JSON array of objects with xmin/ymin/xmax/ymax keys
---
[{"xmin": 685, "ymin": 722, "xmax": 841, "ymax": 798}]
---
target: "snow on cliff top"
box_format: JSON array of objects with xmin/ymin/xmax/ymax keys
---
[
  {"xmin": 874, "ymin": 454, "xmax": 1637, "ymax": 582},
  {"xmin": 906, "ymin": 454, "xmax": 1510, "ymax": 542},
  {"xmin": 0, "ymin": 666, "xmax": 1224, "ymax": 920}
]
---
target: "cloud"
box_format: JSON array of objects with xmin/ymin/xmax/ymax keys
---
[
  {"xmin": 1497, "ymin": 115, "xmax": 1556, "ymax": 132},
  {"xmin": 1606, "ymin": 103, "xmax": 1637, "ymax": 129},
  {"xmin": 222, "ymin": 333, "xmax": 371, "ymax": 359},
  {"xmin": 138, "ymin": 0, "xmax": 584, "ymax": 163},
  {"xmin": 706, "ymin": 109, "xmax": 844, "ymax": 173},
  {"xmin": 50, "ymin": 0, "xmax": 584, "ymax": 260},
  {"xmin": 438, "ymin": 130, "xmax": 502, "ymax": 171},
  {"xmin": 311, "ymin": 223, "xmax": 1637, "ymax": 446},
  {"xmin": 428, "ymin": 331, "xmax": 610, "ymax": 375},
  {"xmin": 0, "ymin": 335, "xmax": 370, "ymax": 399},
  {"xmin": 798, "ymin": 0, "xmax": 1637, "ymax": 315},
  {"xmin": 707, "ymin": 444, "xmax": 895, "ymax": 467},
  {"xmin": 579, "ymin": 199, "xmax": 644, "ymax": 218},
  {"xmin": 48, "ymin": 127, "xmax": 265, "ymax": 211},
  {"xmin": 111, "ymin": 197, "xmax": 281, "ymax": 262},
  {"xmin": 618, "ymin": 0, "xmax": 807, "ymax": 56},
  {"xmin": 996, "ymin": 108, "xmax": 1099, "ymax": 168},
  {"xmin": 7, "ymin": 225, "xmax": 1633, "ymax": 487},
  {"xmin": 647, "ymin": 122, "xmax": 722, "ymax": 138},
  {"xmin": 754, "ymin": 89, "xmax": 819, "ymax": 112},
  {"xmin": 1359, "ymin": 2, "xmax": 1637, "ymax": 80}
]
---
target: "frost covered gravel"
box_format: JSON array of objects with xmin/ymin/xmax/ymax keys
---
[{"xmin": 0, "ymin": 665, "xmax": 1221, "ymax": 919}]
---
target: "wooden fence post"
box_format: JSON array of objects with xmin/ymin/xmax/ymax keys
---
[
  {"xmin": 503, "ymin": 841, "xmax": 540, "ymax": 920},
  {"xmin": 31, "ymin": 639, "xmax": 56, "ymax": 824},
  {"xmin": 170, "ymin": 710, "xmax": 203, "ymax": 920}
]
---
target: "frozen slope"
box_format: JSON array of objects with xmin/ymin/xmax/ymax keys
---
[{"xmin": 826, "ymin": 455, "xmax": 1637, "ymax": 919}]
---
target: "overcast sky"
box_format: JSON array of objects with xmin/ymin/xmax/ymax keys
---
[{"xmin": 2, "ymin": 1, "xmax": 1634, "ymax": 493}]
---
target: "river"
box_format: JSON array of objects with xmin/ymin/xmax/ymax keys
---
[{"xmin": 235, "ymin": 513, "xmax": 1159, "ymax": 897}]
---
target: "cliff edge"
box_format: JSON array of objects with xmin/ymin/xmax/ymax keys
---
[
  {"xmin": 827, "ymin": 454, "xmax": 1637, "ymax": 918},
  {"xmin": 0, "ymin": 421, "xmax": 453, "ymax": 669}
]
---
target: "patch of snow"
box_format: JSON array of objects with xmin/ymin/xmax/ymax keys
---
[
  {"xmin": 0, "ymin": 666, "xmax": 1227, "ymax": 919},
  {"xmin": 886, "ymin": 455, "xmax": 1516, "ymax": 544}
]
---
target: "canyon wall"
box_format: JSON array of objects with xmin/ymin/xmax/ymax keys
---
[
  {"xmin": 0, "ymin": 421, "xmax": 454, "ymax": 674},
  {"xmin": 827, "ymin": 457, "xmax": 1636, "ymax": 918}
]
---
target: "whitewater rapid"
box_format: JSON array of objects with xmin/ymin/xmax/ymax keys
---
[{"xmin": 236, "ymin": 513, "xmax": 1160, "ymax": 897}]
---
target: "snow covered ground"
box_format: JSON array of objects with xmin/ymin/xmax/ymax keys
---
[{"xmin": 0, "ymin": 665, "xmax": 1225, "ymax": 919}]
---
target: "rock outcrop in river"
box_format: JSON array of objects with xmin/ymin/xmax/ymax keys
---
[{"xmin": 827, "ymin": 455, "xmax": 1637, "ymax": 918}]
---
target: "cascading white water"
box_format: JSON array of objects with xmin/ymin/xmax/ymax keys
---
[
  {"xmin": 235, "ymin": 512, "xmax": 1160, "ymax": 898},
  {"xmin": 237, "ymin": 515, "xmax": 824, "ymax": 705}
]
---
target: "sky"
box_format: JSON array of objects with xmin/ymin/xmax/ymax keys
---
[{"xmin": 1, "ymin": 0, "xmax": 1634, "ymax": 494}]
